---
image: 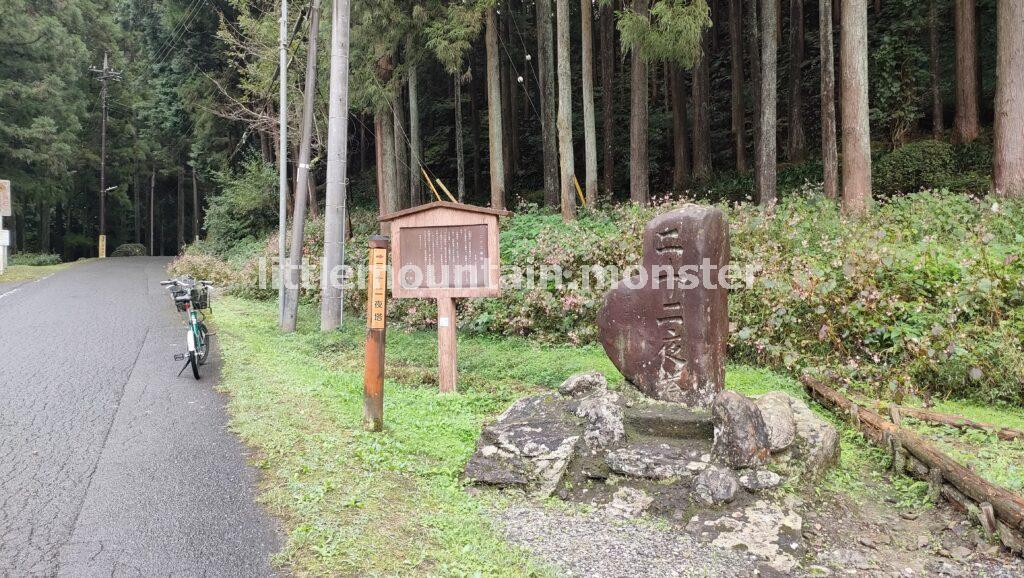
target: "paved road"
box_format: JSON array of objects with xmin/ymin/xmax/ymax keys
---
[{"xmin": 0, "ymin": 258, "xmax": 280, "ymax": 576}]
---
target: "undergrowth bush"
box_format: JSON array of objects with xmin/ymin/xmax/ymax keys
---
[
  {"xmin": 873, "ymin": 139, "xmax": 992, "ymax": 196},
  {"xmin": 203, "ymin": 153, "xmax": 279, "ymax": 255},
  {"xmin": 168, "ymin": 246, "xmax": 239, "ymax": 285},
  {"xmin": 181, "ymin": 186, "xmax": 1023, "ymax": 403},
  {"xmin": 10, "ymin": 253, "xmax": 61, "ymax": 266},
  {"xmin": 111, "ymin": 243, "xmax": 146, "ymax": 257}
]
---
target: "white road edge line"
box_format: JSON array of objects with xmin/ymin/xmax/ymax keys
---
[{"xmin": 0, "ymin": 272, "xmax": 55, "ymax": 300}]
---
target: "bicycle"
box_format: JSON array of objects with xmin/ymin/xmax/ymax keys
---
[{"xmin": 160, "ymin": 276, "xmax": 213, "ymax": 380}]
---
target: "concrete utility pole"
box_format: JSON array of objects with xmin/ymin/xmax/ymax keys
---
[
  {"xmin": 89, "ymin": 52, "xmax": 121, "ymax": 258},
  {"xmin": 281, "ymin": 0, "xmax": 323, "ymax": 333},
  {"xmin": 149, "ymin": 166, "xmax": 155, "ymax": 256},
  {"xmin": 192, "ymin": 167, "xmax": 199, "ymax": 243},
  {"xmin": 278, "ymin": 0, "xmax": 289, "ymax": 322},
  {"xmin": 320, "ymin": 0, "xmax": 354, "ymax": 331}
]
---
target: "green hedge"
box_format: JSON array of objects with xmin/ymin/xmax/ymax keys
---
[
  {"xmin": 873, "ymin": 139, "xmax": 992, "ymax": 196},
  {"xmin": 9, "ymin": 253, "xmax": 62, "ymax": 266},
  {"xmin": 111, "ymin": 243, "xmax": 146, "ymax": 257}
]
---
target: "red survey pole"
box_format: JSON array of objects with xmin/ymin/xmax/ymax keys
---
[{"xmin": 363, "ymin": 235, "xmax": 389, "ymax": 431}]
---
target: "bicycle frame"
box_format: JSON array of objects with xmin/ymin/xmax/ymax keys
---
[{"xmin": 180, "ymin": 301, "xmax": 205, "ymax": 355}]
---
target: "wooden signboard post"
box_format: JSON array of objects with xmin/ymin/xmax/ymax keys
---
[
  {"xmin": 0, "ymin": 180, "xmax": 11, "ymax": 275},
  {"xmin": 379, "ymin": 201, "xmax": 507, "ymax": 393},
  {"xmin": 363, "ymin": 235, "xmax": 390, "ymax": 431}
]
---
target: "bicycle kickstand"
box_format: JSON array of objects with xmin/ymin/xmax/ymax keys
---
[{"xmin": 174, "ymin": 354, "xmax": 191, "ymax": 377}]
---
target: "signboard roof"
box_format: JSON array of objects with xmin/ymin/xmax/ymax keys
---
[
  {"xmin": 385, "ymin": 202, "xmax": 503, "ymax": 299},
  {"xmin": 379, "ymin": 201, "xmax": 509, "ymax": 222}
]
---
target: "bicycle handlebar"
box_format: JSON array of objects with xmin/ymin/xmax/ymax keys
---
[{"xmin": 160, "ymin": 278, "xmax": 213, "ymax": 288}]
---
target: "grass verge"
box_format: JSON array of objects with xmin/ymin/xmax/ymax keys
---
[
  {"xmin": 0, "ymin": 262, "xmax": 73, "ymax": 283},
  {"xmin": 213, "ymin": 296, "xmax": 1021, "ymax": 574}
]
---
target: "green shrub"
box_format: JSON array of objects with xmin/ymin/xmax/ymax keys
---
[
  {"xmin": 10, "ymin": 253, "xmax": 61, "ymax": 266},
  {"xmin": 953, "ymin": 137, "xmax": 993, "ymax": 173},
  {"xmin": 110, "ymin": 243, "xmax": 146, "ymax": 257},
  {"xmin": 167, "ymin": 245, "xmax": 238, "ymax": 285},
  {"xmin": 873, "ymin": 140, "xmax": 955, "ymax": 195},
  {"xmin": 726, "ymin": 190, "xmax": 1024, "ymax": 404},
  {"xmin": 203, "ymin": 153, "xmax": 279, "ymax": 255},
  {"xmin": 475, "ymin": 190, "xmax": 1021, "ymax": 404},
  {"xmin": 872, "ymin": 139, "xmax": 994, "ymax": 197}
]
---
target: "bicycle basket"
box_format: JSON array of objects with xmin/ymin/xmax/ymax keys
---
[
  {"xmin": 191, "ymin": 286, "xmax": 210, "ymax": 310},
  {"xmin": 173, "ymin": 290, "xmax": 190, "ymax": 312}
]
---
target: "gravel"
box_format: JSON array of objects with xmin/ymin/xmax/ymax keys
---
[{"xmin": 497, "ymin": 502, "xmax": 756, "ymax": 577}]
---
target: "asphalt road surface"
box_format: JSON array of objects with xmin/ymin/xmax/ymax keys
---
[{"xmin": 0, "ymin": 258, "xmax": 280, "ymax": 576}]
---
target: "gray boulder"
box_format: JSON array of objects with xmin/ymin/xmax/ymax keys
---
[
  {"xmin": 606, "ymin": 487, "xmax": 654, "ymax": 517},
  {"xmin": 605, "ymin": 441, "xmax": 700, "ymax": 480},
  {"xmin": 789, "ymin": 397, "xmax": 840, "ymax": 478},
  {"xmin": 711, "ymin": 391, "xmax": 771, "ymax": 468},
  {"xmin": 573, "ymin": 390, "xmax": 625, "ymax": 449},
  {"xmin": 558, "ymin": 371, "xmax": 608, "ymax": 398},
  {"xmin": 464, "ymin": 394, "xmax": 581, "ymax": 496},
  {"xmin": 755, "ymin": 392, "xmax": 797, "ymax": 452},
  {"xmin": 693, "ymin": 465, "xmax": 739, "ymax": 505},
  {"xmin": 738, "ymin": 470, "xmax": 784, "ymax": 492}
]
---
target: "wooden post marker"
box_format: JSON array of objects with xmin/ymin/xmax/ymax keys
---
[
  {"xmin": 0, "ymin": 180, "xmax": 10, "ymax": 275},
  {"xmin": 363, "ymin": 235, "xmax": 390, "ymax": 431},
  {"xmin": 379, "ymin": 201, "xmax": 508, "ymax": 394},
  {"xmin": 437, "ymin": 296, "xmax": 457, "ymax": 392}
]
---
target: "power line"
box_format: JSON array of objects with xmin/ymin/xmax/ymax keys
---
[
  {"xmin": 496, "ymin": 25, "xmax": 542, "ymax": 125},
  {"xmin": 153, "ymin": 0, "xmax": 209, "ymax": 67},
  {"xmin": 503, "ymin": 7, "xmax": 544, "ymax": 98},
  {"xmin": 152, "ymin": 0, "xmax": 206, "ymax": 64},
  {"xmin": 151, "ymin": 0, "xmax": 203, "ymax": 61}
]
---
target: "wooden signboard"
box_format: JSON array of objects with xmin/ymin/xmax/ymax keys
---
[{"xmin": 380, "ymin": 201, "xmax": 508, "ymax": 392}]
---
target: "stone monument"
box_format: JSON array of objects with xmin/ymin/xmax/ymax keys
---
[
  {"xmin": 463, "ymin": 204, "xmax": 840, "ymax": 573},
  {"xmin": 597, "ymin": 204, "xmax": 729, "ymax": 408}
]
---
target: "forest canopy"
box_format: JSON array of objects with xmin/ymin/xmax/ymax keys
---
[{"xmin": 0, "ymin": 0, "xmax": 1021, "ymax": 260}]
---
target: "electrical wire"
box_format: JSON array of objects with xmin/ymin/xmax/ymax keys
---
[
  {"xmin": 496, "ymin": 26, "xmax": 543, "ymax": 125},
  {"xmin": 150, "ymin": 0, "xmax": 204, "ymax": 60},
  {"xmin": 153, "ymin": 0, "xmax": 210, "ymax": 67}
]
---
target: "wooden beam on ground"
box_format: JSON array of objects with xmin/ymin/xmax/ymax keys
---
[
  {"xmin": 891, "ymin": 405, "xmax": 1024, "ymax": 443},
  {"xmin": 801, "ymin": 374, "xmax": 1024, "ymax": 543}
]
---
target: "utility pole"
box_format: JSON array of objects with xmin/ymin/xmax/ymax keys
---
[
  {"xmin": 278, "ymin": 0, "xmax": 289, "ymax": 322},
  {"xmin": 192, "ymin": 167, "xmax": 199, "ymax": 243},
  {"xmin": 281, "ymin": 0, "xmax": 323, "ymax": 333},
  {"xmin": 90, "ymin": 52, "xmax": 121, "ymax": 258},
  {"xmin": 320, "ymin": 0, "xmax": 354, "ymax": 331},
  {"xmin": 149, "ymin": 165, "xmax": 155, "ymax": 256}
]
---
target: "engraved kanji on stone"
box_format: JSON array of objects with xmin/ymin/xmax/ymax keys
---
[{"xmin": 597, "ymin": 205, "xmax": 729, "ymax": 408}]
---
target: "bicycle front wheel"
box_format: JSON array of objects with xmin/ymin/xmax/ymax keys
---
[
  {"xmin": 196, "ymin": 323, "xmax": 210, "ymax": 365},
  {"xmin": 189, "ymin": 351, "xmax": 200, "ymax": 380}
]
